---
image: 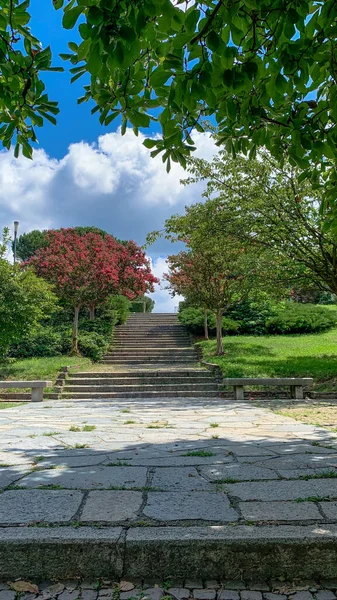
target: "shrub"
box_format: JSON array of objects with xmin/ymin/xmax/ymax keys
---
[
  {"xmin": 178, "ymin": 307, "xmax": 240, "ymax": 335},
  {"xmin": 266, "ymin": 303, "xmax": 337, "ymax": 334},
  {"xmin": 78, "ymin": 331, "xmax": 107, "ymax": 362},
  {"xmin": 106, "ymin": 295, "xmax": 131, "ymax": 324},
  {"xmin": 9, "ymin": 327, "xmax": 64, "ymax": 358},
  {"xmin": 178, "ymin": 307, "xmax": 213, "ymax": 334},
  {"xmin": 227, "ymin": 298, "xmax": 277, "ymax": 335},
  {"xmin": 222, "ymin": 316, "xmax": 241, "ymax": 334}
]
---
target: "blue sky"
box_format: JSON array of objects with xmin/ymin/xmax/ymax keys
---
[
  {"xmin": 0, "ymin": 4, "xmax": 217, "ymax": 311},
  {"xmin": 30, "ymin": 1, "xmax": 113, "ymax": 158}
]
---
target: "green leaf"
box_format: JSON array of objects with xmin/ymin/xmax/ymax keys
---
[
  {"xmin": 0, "ymin": 13, "xmax": 7, "ymax": 30},
  {"xmin": 185, "ymin": 9, "xmax": 199, "ymax": 33},
  {"xmin": 150, "ymin": 68, "xmax": 171, "ymax": 88},
  {"xmin": 71, "ymin": 71, "xmax": 85, "ymax": 83},
  {"xmin": 87, "ymin": 42, "xmax": 102, "ymax": 75},
  {"xmin": 119, "ymin": 26, "xmax": 137, "ymax": 42},
  {"xmin": 104, "ymin": 111, "xmax": 119, "ymax": 126},
  {"xmin": 53, "ymin": 0, "xmax": 64, "ymax": 9},
  {"xmin": 129, "ymin": 111, "xmax": 150, "ymax": 128},
  {"xmin": 207, "ymin": 30, "xmax": 220, "ymax": 51},
  {"xmin": 143, "ymin": 138, "xmax": 158, "ymax": 149},
  {"xmin": 88, "ymin": 6, "xmax": 104, "ymax": 25},
  {"xmin": 121, "ymin": 117, "xmax": 127, "ymax": 135},
  {"xmin": 62, "ymin": 6, "xmax": 83, "ymax": 30}
]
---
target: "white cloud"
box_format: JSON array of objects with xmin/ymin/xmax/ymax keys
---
[
  {"xmin": 0, "ymin": 128, "xmax": 217, "ymax": 311},
  {"xmin": 148, "ymin": 256, "xmax": 184, "ymax": 313}
]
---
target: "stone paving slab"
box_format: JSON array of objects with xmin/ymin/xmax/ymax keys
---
[
  {"xmin": 19, "ymin": 466, "xmax": 148, "ymax": 490},
  {"xmin": 143, "ymin": 491, "xmax": 238, "ymax": 521},
  {"xmin": 199, "ymin": 465, "xmax": 279, "ymax": 482},
  {"xmin": 251, "ymin": 455, "xmax": 337, "ymax": 470},
  {"xmin": 224, "ymin": 479, "xmax": 337, "ymax": 501},
  {"xmin": 81, "ymin": 491, "xmax": 143, "ymax": 522},
  {"xmin": 0, "ymin": 466, "xmax": 30, "ymax": 489},
  {"xmin": 239, "ymin": 501, "xmax": 322, "ymax": 522},
  {"xmin": 0, "ymin": 490, "xmax": 83, "ymax": 524},
  {"xmin": 151, "ymin": 467, "xmax": 213, "ymax": 491},
  {"xmin": 319, "ymin": 502, "xmax": 337, "ymax": 520}
]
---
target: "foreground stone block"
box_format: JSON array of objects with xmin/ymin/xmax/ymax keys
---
[
  {"xmin": 124, "ymin": 525, "xmax": 337, "ymax": 580},
  {"xmin": 0, "ymin": 527, "xmax": 123, "ymax": 579},
  {"xmin": 0, "ymin": 490, "xmax": 83, "ymax": 524},
  {"xmin": 144, "ymin": 492, "xmax": 238, "ymax": 522}
]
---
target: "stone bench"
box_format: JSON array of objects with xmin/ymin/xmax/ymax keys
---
[
  {"xmin": 222, "ymin": 377, "xmax": 314, "ymax": 400},
  {"xmin": 0, "ymin": 381, "xmax": 52, "ymax": 402}
]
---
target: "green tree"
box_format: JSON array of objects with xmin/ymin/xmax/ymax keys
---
[
  {"xmin": 153, "ymin": 204, "xmax": 273, "ymax": 355},
  {"xmin": 2, "ymin": 1, "xmax": 337, "ymax": 225},
  {"xmin": 131, "ymin": 295, "xmax": 155, "ymax": 313},
  {"xmin": 0, "ymin": 229, "xmax": 58, "ymax": 358},
  {"xmin": 13, "ymin": 229, "xmax": 48, "ymax": 261},
  {"xmin": 183, "ymin": 150, "xmax": 337, "ymax": 299}
]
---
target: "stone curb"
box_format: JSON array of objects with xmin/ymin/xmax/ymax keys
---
[{"xmin": 2, "ymin": 525, "xmax": 337, "ymax": 580}]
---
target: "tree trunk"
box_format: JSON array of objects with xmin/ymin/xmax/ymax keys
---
[
  {"xmin": 216, "ymin": 309, "xmax": 224, "ymax": 355},
  {"xmin": 71, "ymin": 306, "xmax": 80, "ymax": 354},
  {"xmin": 143, "ymin": 300, "xmax": 146, "ymax": 313},
  {"xmin": 89, "ymin": 305, "xmax": 95, "ymax": 320},
  {"xmin": 204, "ymin": 308, "xmax": 209, "ymax": 340}
]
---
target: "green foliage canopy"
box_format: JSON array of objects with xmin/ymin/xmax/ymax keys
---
[
  {"xmin": 2, "ymin": 1, "xmax": 337, "ymax": 223},
  {"xmin": 183, "ymin": 150, "xmax": 337, "ymax": 297},
  {"xmin": 0, "ymin": 229, "xmax": 58, "ymax": 357}
]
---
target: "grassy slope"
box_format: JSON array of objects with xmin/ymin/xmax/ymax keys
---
[
  {"xmin": 0, "ymin": 356, "xmax": 92, "ymax": 387},
  {"xmin": 200, "ymin": 327, "xmax": 337, "ymax": 391}
]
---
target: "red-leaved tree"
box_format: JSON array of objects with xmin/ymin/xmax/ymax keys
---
[{"xmin": 29, "ymin": 229, "xmax": 157, "ymax": 353}]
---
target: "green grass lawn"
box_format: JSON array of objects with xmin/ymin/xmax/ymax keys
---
[
  {"xmin": 0, "ymin": 356, "xmax": 92, "ymax": 388},
  {"xmin": 0, "ymin": 401, "xmax": 24, "ymax": 409},
  {"xmin": 199, "ymin": 327, "xmax": 337, "ymax": 391}
]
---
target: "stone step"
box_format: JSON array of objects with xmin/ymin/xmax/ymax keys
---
[
  {"xmin": 63, "ymin": 383, "xmax": 219, "ymax": 392},
  {"xmin": 66, "ymin": 376, "xmax": 216, "ymax": 385},
  {"xmin": 102, "ymin": 355, "xmax": 197, "ymax": 360},
  {"xmin": 114, "ymin": 332, "xmax": 189, "ymax": 337},
  {"xmin": 117, "ymin": 324, "xmax": 183, "ymax": 328},
  {"xmin": 109, "ymin": 342, "xmax": 192, "ymax": 351},
  {"xmin": 1, "ymin": 524, "xmax": 336, "ymax": 580},
  {"xmin": 106, "ymin": 347, "xmax": 196, "ymax": 357},
  {"xmin": 127, "ymin": 319, "xmax": 179, "ymax": 323},
  {"xmin": 60, "ymin": 390, "xmax": 221, "ymax": 398},
  {"xmin": 113, "ymin": 338, "xmax": 190, "ymax": 343},
  {"xmin": 70, "ymin": 370, "xmax": 211, "ymax": 378},
  {"xmin": 100, "ymin": 359, "xmax": 198, "ymax": 364}
]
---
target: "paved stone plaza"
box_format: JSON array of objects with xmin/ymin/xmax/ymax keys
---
[
  {"xmin": 2, "ymin": 396, "xmax": 337, "ymax": 580},
  {"xmin": 1, "ymin": 396, "xmax": 337, "ymax": 527}
]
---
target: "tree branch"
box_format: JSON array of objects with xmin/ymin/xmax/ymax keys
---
[{"xmin": 191, "ymin": 0, "xmax": 223, "ymax": 45}]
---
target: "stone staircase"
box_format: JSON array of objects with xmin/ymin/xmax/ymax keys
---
[
  {"xmin": 60, "ymin": 313, "xmax": 222, "ymax": 399},
  {"xmin": 101, "ymin": 312, "xmax": 196, "ymax": 365}
]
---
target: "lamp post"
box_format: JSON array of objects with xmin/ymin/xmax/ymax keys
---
[{"xmin": 13, "ymin": 220, "xmax": 19, "ymax": 265}]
